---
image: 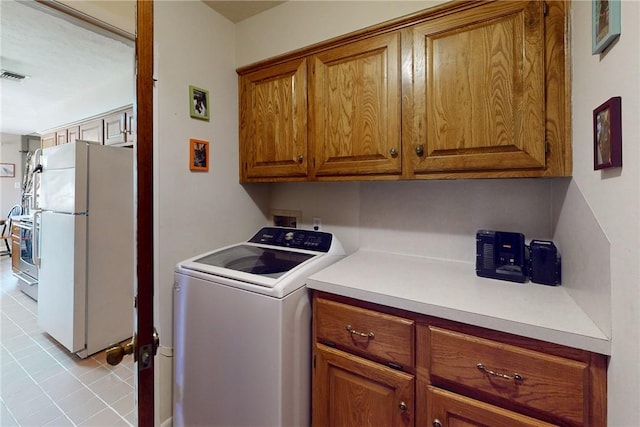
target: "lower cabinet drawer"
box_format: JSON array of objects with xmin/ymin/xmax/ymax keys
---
[
  {"xmin": 427, "ymin": 386, "xmax": 557, "ymax": 427},
  {"xmin": 428, "ymin": 326, "xmax": 587, "ymax": 425},
  {"xmin": 315, "ymin": 298, "xmax": 414, "ymax": 369}
]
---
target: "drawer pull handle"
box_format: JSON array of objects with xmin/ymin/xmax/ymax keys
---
[
  {"xmin": 477, "ymin": 363, "xmax": 523, "ymax": 382},
  {"xmin": 345, "ymin": 325, "xmax": 374, "ymax": 339}
]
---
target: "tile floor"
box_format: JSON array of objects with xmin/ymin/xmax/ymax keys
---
[{"xmin": 0, "ymin": 257, "xmax": 137, "ymax": 426}]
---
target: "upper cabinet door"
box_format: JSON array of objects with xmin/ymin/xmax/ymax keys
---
[
  {"xmin": 410, "ymin": 1, "xmax": 545, "ymax": 175},
  {"xmin": 239, "ymin": 58, "xmax": 308, "ymax": 181},
  {"xmin": 309, "ymin": 32, "xmax": 402, "ymax": 178}
]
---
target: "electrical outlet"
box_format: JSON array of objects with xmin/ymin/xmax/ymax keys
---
[{"xmin": 313, "ymin": 217, "xmax": 321, "ymax": 231}]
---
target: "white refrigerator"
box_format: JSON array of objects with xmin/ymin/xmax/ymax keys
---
[{"xmin": 36, "ymin": 141, "xmax": 134, "ymax": 358}]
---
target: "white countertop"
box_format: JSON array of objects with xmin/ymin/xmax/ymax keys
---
[{"xmin": 307, "ymin": 250, "xmax": 610, "ymax": 355}]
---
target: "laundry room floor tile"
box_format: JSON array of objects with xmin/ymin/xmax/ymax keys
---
[{"xmin": 0, "ymin": 257, "xmax": 136, "ymax": 426}]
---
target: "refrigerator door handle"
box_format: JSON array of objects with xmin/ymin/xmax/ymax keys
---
[
  {"xmin": 32, "ymin": 210, "xmax": 41, "ymax": 267},
  {"xmin": 33, "ymin": 148, "xmax": 42, "ymax": 209}
]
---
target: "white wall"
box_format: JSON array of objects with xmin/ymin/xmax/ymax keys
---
[
  {"xmin": 154, "ymin": 2, "xmax": 268, "ymax": 424},
  {"xmin": 0, "ymin": 133, "xmax": 23, "ymax": 215},
  {"xmin": 567, "ymin": 1, "xmax": 640, "ymax": 424},
  {"xmin": 237, "ymin": 1, "xmax": 640, "ymax": 426}
]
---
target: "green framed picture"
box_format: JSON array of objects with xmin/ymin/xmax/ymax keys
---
[
  {"xmin": 592, "ymin": 0, "xmax": 621, "ymax": 54},
  {"xmin": 189, "ymin": 85, "xmax": 210, "ymax": 121}
]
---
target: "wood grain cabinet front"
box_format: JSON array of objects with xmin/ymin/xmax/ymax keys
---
[
  {"xmin": 79, "ymin": 119, "xmax": 104, "ymax": 144},
  {"xmin": 11, "ymin": 223, "xmax": 21, "ymax": 273},
  {"xmin": 237, "ymin": 1, "xmax": 570, "ymax": 182},
  {"xmin": 426, "ymin": 386, "xmax": 557, "ymax": 427},
  {"xmin": 315, "ymin": 297, "xmax": 414, "ymax": 369},
  {"xmin": 417, "ymin": 323, "xmax": 607, "ymax": 427},
  {"xmin": 313, "ymin": 344, "xmax": 415, "ymax": 427},
  {"xmin": 239, "ymin": 58, "xmax": 308, "ymax": 181},
  {"xmin": 104, "ymin": 107, "xmax": 135, "ymax": 146},
  {"xmin": 312, "ymin": 296, "xmax": 415, "ymax": 427},
  {"xmin": 309, "ymin": 31, "xmax": 402, "ymax": 179},
  {"xmin": 426, "ymin": 326, "xmax": 589, "ymax": 426},
  {"xmin": 407, "ymin": 1, "xmax": 547, "ymax": 176},
  {"xmin": 312, "ymin": 292, "xmax": 607, "ymax": 427},
  {"xmin": 39, "ymin": 105, "xmax": 132, "ymax": 149},
  {"xmin": 40, "ymin": 133, "xmax": 56, "ymax": 149}
]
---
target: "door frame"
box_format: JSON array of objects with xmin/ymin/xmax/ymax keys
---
[{"xmin": 135, "ymin": 1, "xmax": 155, "ymax": 425}]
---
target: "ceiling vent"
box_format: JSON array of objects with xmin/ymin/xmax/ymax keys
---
[{"xmin": 0, "ymin": 69, "xmax": 30, "ymax": 81}]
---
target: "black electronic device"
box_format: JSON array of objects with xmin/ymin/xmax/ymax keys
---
[
  {"xmin": 529, "ymin": 240, "xmax": 561, "ymax": 286},
  {"xmin": 476, "ymin": 230, "xmax": 527, "ymax": 283}
]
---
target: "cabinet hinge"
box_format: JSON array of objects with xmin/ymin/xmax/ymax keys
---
[
  {"xmin": 313, "ymin": 354, "xmax": 316, "ymax": 369},
  {"xmin": 543, "ymin": 2, "xmax": 548, "ymax": 16}
]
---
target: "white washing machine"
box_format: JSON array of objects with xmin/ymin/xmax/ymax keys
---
[{"xmin": 173, "ymin": 227, "xmax": 345, "ymax": 427}]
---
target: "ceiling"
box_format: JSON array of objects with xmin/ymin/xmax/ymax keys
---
[
  {"xmin": 0, "ymin": 0, "xmax": 284, "ymax": 137},
  {"xmin": 0, "ymin": 0, "xmax": 134, "ymax": 136}
]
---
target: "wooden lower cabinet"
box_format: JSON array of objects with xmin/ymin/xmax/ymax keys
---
[
  {"xmin": 426, "ymin": 387, "xmax": 556, "ymax": 427},
  {"xmin": 312, "ymin": 292, "xmax": 607, "ymax": 427},
  {"xmin": 11, "ymin": 223, "xmax": 21, "ymax": 273},
  {"xmin": 313, "ymin": 344, "xmax": 414, "ymax": 427}
]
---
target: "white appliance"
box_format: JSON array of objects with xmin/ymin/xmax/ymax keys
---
[
  {"xmin": 174, "ymin": 227, "xmax": 346, "ymax": 427},
  {"xmin": 35, "ymin": 141, "xmax": 134, "ymax": 358}
]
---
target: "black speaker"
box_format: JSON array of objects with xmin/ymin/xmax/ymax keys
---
[{"xmin": 529, "ymin": 240, "xmax": 561, "ymax": 286}]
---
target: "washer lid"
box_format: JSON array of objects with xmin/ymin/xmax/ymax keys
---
[{"xmin": 192, "ymin": 244, "xmax": 315, "ymax": 279}]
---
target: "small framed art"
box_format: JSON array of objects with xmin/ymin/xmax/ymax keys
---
[
  {"xmin": 190, "ymin": 139, "xmax": 209, "ymax": 172},
  {"xmin": 189, "ymin": 85, "xmax": 210, "ymax": 121},
  {"xmin": 593, "ymin": 96, "xmax": 622, "ymax": 170},
  {"xmin": 0, "ymin": 163, "xmax": 15, "ymax": 177},
  {"xmin": 592, "ymin": 0, "xmax": 621, "ymax": 54}
]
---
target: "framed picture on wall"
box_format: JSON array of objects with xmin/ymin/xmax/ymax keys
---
[
  {"xmin": 593, "ymin": 96, "xmax": 622, "ymax": 170},
  {"xmin": 189, "ymin": 85, "xmax": 210, "ymax": 121},
  {"xmin": 0, "ymin": 163, "xmax": 15, "ymax": 177},
  {"xmin": 190, "ymin": 138, "xmax": 209, "ymax": 172},
  {"xmin": 592, "ymin": 0, "xmax": 621, "ymax": 54}
]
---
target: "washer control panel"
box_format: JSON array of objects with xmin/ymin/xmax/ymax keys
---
[{"xmin": 249, "ymin": 227, "xmax": 333, "ymax": 252}]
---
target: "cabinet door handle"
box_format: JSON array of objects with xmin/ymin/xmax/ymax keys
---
[
  {"xmin": 398, "ymin": 401, "xmax": 408, "ymax": 412},
  {"xmin": 415, "ymin": 145, "xmax": 424, "ymax": 156},
  {"xmin": 389, "ymin": 147, "xmax": 398, "ymax": 157},
  {"xmin": 345, "ymin": 324, "xmax": 374, "ymax": 339},
  {"xmin": 432, "ymin": 419, "xmax": 442, "ymax": 427},
  {"xmin": 477, "ymin": 363, "xmax": 524, "ymax": 382},
  {"xmin": 297, "ymin": 155, "xmax": 304, "ymax": 163}
]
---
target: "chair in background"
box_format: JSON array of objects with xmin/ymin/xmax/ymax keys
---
[{"xmin": 0, "ymin": 204, "xmax": 23, "ymax": 257}]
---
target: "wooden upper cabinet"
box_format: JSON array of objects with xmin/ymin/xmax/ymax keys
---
[
  {"xmin": 40, "ymin": 105, "xmax": 132, "ymax": 149},
  {"xmin": 408, "ymin": 1, "xmax": 546, "ymax": 175},
  {"xmin": 67, "ymin": 126, "xmax": 80, "ymax": 144},
  {"xmin": 239, "ymin": 58, "xmax": 308, "ymax": 181},
  {"xmin": 237, "ymin": 1, "xmax": 570, "ymax": 181},
  {"xmin": 41, "ymin": 133, "xmax": 56, "ymax": 149},
  {"xmin": 79, "ymin": 119, "xmax": 104, "ymax": 144},
  {"xmin": 309, "ymin": 31, "xmax": 402, "ymax": 178},
  {"xmin": 55, "ymin": 130, "xmax": 68, "ymax": 146}
]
